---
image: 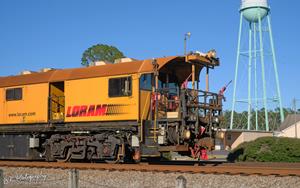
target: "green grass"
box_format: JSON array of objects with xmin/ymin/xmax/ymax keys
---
[{"xmin": 228, "ymin": 137, "xmax": 300, "ymax": 162}]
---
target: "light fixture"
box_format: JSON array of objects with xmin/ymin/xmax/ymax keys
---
[{"xmin": 184, "ymin": 32, "xmax": 191, "ymax": 55}]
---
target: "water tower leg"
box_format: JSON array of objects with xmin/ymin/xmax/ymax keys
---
[
  {"xmin": 253, "ymin": 23, "xmax": 259, "ymax": 131},
  {"xmin": 247, "ymin": 24, "xmax": 252, "ymax": 130},
  {"xmin": 258, "ymin": 11, "xmax": 269, "ymax": 131},
  {"xmin": 267, "ymin": 15, "xmax": 285, "ymax": 123},
  {"xmin": 230, "ymin": 13, "xmax": 244, "ymax": 129}
]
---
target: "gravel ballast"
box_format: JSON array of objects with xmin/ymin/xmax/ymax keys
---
[{"xmin": 1, "ymin": 167, "xmax": 300, "ymax": 188}]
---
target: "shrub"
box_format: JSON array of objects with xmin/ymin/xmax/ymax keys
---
[{"xmin": 227, "ymin": 137, "xmax": 300, "ymax": 162}]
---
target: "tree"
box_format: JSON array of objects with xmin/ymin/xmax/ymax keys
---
[
  {"xmin": 221, "ymin": 107, "xmax": 292, "ymax": 131},
  {"xmin": 81, "ymin": 44, "xmax": 125, "ymax": 66}
]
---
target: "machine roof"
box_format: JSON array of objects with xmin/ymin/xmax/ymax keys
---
[
  {"xmin": 278, "ymin": 114, "xmax": 300, "ymax": 131},
  {"xmin": 0, "ymin": 55, "xmax": 219, "ymax": 88}
]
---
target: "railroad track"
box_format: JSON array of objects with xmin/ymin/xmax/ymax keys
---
[{"xmin": 0, "ymin": 161, "xmax": 300, "ymax": 177}]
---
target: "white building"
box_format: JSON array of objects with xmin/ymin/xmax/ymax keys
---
[
  {"xmin": 215, "ymin": 129, "xmax": 273, "ymax": 150},
  {"xmin": 277, "ymin": 114, "xmax": 300, "ymax": 138}
]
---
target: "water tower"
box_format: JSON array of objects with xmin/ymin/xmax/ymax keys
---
[{"xmin": 230, "ymin": 0, "xmax": 284, "ymax": 131}]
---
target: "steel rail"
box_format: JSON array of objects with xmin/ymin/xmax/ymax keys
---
[{"xmin": 0, "ymin": 161, "xmax": 300, "ymax": 177}]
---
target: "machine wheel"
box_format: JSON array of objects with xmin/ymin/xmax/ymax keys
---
[
  {"xmin": 44, "ymin": 145, "xmax": 55, "ymax": 162},
  {"xmin": 104, "ymin": 144, "xmax": 123, "ymax": 164},
  {"xmin": 56, "ymin": 149, "xmax": 71, "ymax": 163},
  {"xmin": 104, "ymin": 158, "xmax": 120, "ymax": 164}
]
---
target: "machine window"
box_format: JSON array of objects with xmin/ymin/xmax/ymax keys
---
[
  {"xmin": 140, "ymin": 74, "xmax": 152, "ymax": 90},
  {"xmin": 109, "ymin": 76, "xmax": 132, "ymax": 97},
  {"xmin": 6, "ymin": 88, "xmax": 23, "ymax": 101}
]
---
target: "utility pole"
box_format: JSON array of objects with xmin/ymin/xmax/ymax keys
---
[
  {"xmin": 293, "ymin": 98, "xmax": 298, "ymax": 138},
  {"xmin": 68, "ymin": 169, "xmax": 79, "ymax": 188},
  {"xmin": 176, "ymin": 176, "xmax": 187, "ymax": 188},
  {"xmin": 0, "ymin": 169, "xmax": 3, "ymax": 188}
]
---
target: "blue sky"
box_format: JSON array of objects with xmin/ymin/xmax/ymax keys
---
[{"xmin": 0, "ymin": 0, "xmax": 299, "ymax": 110}]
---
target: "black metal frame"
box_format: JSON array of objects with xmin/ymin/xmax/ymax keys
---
[{"xmin": 48, "ymin": 95, "xmax": 65, "ymax": 122}]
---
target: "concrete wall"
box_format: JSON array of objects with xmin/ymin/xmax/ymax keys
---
[{"xmin": 242, "ymin": 132, "xmax": 273, "ymax": 143}]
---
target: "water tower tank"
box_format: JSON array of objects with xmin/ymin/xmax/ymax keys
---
[{"xmin": 240, "ymin": 0, "xmax": 269, "ymax": 22}]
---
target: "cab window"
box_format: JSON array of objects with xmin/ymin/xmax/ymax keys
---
[
  {"xmin": 6, "ymin": 88, "xmax": 23, "ymax": 101},
  {"xmin": 140, "ymin": 74, "xmax": 152, "ymax": 90},
  {"xmin": 109, "ymin": 76, "xmax": 132, "ymax": 97}
]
